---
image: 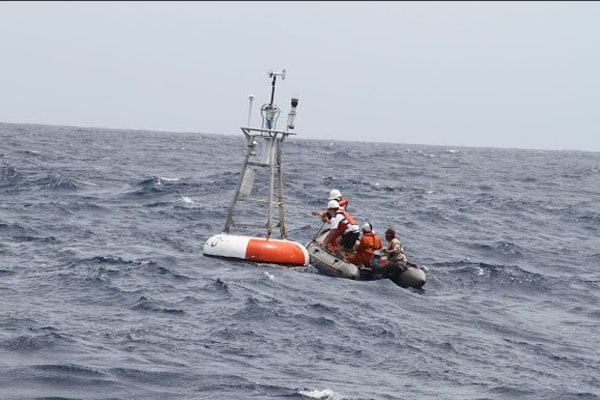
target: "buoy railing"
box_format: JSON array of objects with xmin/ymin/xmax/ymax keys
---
[{"xmin": 223, "ymin": 127, "xmax": 296, "ymax": 240}]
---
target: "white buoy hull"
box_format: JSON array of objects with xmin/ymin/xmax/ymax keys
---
[{"xmin": 203, "ymin": 233, "xmax": 310, "ymax": 266}]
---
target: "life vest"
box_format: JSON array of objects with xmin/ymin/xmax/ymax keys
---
[
  {"xmin": 347, "ymin": 232, "xmax": 383, "ymax": 266},
  {"xmin": 335, "ymin": 210, "xmax": 357, "ymax": 234},
  {"xmin": 361, "ymin": 232, "xmax": 382, "ymax": 255},
  {"xmin": 322, "ymin": 198, "xmax": 349, "ymax": 221},
  {"xmin": 338, "ymin": 198, "xmax": 349, "ymax": 210}
]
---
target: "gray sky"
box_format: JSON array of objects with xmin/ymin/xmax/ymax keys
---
[{"xmin": 1, "ymin": 1, "xmax": 599, "ymax": 151}]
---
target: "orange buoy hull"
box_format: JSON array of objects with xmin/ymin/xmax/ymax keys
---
[{"xmin": 203, "ymin": 233, "xmax": 309, "ymax": 266}]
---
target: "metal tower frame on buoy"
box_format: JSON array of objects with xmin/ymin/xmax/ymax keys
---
[{"xmin": 223, "ymin": 69, "xmax": 299, "ymax": 240}]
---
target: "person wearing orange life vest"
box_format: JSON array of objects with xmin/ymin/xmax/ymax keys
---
[
  {"xmin": 328, "ymin": 189, "xmax": 349, "ymax": 211},
  {"xmin": 346, "ymin": 222, "xmax": 383, "ymax": 267},
  {"xmin": 321, "ymin": 199, "xmax": 361, "ymax": 259},
  {"xmin": 311, "ymin": 189, "xmax": 350, "ymax": 223}
]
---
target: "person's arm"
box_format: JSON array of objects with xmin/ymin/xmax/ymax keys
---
[
  {"xmin": 391, "ymin": 240, "xmax": 402, "ymax": 255},
  {"xmin": 355, "ymin": 238, "xmax": 365, "ymax": 253},
  {"xmin": 383, "ymin": 239, "xmax": 399, "ymax": 255},
  {"xmin": 311, "ymin": 210, "xmax": 330, "ymax": 223}
]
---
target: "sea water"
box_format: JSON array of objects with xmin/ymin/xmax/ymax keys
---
[{"xmin": 1, "ymin": 122, "xmax": 599, "ymax": 399}]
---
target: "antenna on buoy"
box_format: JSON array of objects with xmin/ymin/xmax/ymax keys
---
[
  {"xmin": 268, "ymin": 69, "xmax": 286, "ymax": 105},
  {"xmin": 262, "ymin": 69, "xmax": 286, "ymax": 130},
  {"xmin": 247, "ymin": 94, "xmax": 254, "ymax": 127}
]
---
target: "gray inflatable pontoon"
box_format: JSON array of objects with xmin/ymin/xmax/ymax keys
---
[{"xmin": 305, "ymin": 230, "xmax": 427, "ymax": 289}]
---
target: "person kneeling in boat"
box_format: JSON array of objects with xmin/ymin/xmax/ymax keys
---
[
  {"xmin": 311, "ymin": 189, "xmax": 350, "ymax": 223},
  {"xmin": 382, "ymin": 228, "xmax": 408, "ymax": 275},
  {"xmin": 320, "ymin": 199, "xmax": 360, "ymax": 260},
  {"xmin": 346, "ymin": 222, "xmax": 383, "ymax": 267}
]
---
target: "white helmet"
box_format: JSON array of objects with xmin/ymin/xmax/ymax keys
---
[
  {"xmin": 327, "ymin": 199, "xmax": 340, "ymax": 209},
  {"xmin": 328, "ymin": 189, "xmax": 342, "ymax": 200}
]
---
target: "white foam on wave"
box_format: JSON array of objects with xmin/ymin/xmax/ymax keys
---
[
  {"xmin": 299, "ymin": 388, "xmax": 347, "ymax": 400},
  {"xmin": 264, "ymin": 271, "xmax": 275, "ymax": 281},
  {"xmin": 181, "ymin": 196, "xmax": 194, "ymax": 203},
  {"xmin": 157, "ymin": 177, "xmax": 181, "ymax": 185}
]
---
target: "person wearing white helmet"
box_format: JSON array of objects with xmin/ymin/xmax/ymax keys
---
[
  {"xmin": 346, "ymin": 222, "xmax": 383, "ymax": 267},
  {"xmin": 321, "ymin": 199, "xmax": 360, "ymax": 259},
  {"xmin": 311, "ymin": 188, "xmax": 350, "ymax": 222},
  {"xmin": 328, "ymin": 189, "xmax": 349, "ymax": 211}
]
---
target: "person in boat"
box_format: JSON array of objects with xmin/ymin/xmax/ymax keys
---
[
  {"xmin": 346, "ymin": 222, "xmax": 383, "ymax": 267},
  {"xmin": 311, "ymin": 189, "xmax": 350, "ymax": 223},
  {"xmin": 328, "ymin": 189, "xmax": 349, "ymax": 211},
  {"xmin": 320, "ymin": 199, "xmax": 361, "ymax": 259},
  {"xmin": 382, "ymin": 228, "xmax": 408, "ymax": 274}
]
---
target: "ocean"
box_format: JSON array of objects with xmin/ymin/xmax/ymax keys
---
[{"xmin": 1, "ymin": 122, "xmax": 599, "ymax": 400}]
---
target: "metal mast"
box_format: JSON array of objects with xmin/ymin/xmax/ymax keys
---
[{"xmin": 223, "ymin": 70, "xmax": 299, "ymax": 239}]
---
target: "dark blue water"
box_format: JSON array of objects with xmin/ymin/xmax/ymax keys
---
[{"xmin": 1, "ymin": 122, "xmax": 599, "ymax": 400}]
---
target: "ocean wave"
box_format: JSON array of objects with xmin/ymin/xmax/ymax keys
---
[
  {"xmin": 31, "ymin": 173, "xmax": 81, "ymax": 191},
  {"xmin": 432, "ymin": 260, "xmax": 556, "ymax": 291},
  {"xmin": 12, "ymin": 235, "xmax": 59, "ymax": 243},
  {"xmin": 2, "ymin": 123, "xmax": 599, "ymax": 399},
  {"xmin": 109, "ymin": 366, "xmax": 186, "ymax": 386},
  {"xmin": 32, "ymin": 363, "xmax": 106, "ymax": 377},
  {"xmin": 1, "ymin": 331, "xmax": 70, "ymax": 352},
  {"xmin": 137, "ymin": 175, "xmax": 196, "ymax": 189},
  {"xmin": 299, "ymin": 388, "xmax": 350, "ymax": 400},
  {"xmin": 192, "ymin": 374, "xmax": 306, "ymax": 399},
  {"xmin": 464, "ymin": 239, "xmax": 525, "ymax": 258},
  {"xmin": 86, "ymin": 255, "xmax": 150, "ymax": 266},
  {"xmin": 230, "ymin": 295, "xmax": 283, "ymax": 321},
  {"xmin": 57, "ymin": 255, "xmax": 190, "ymax": 287},
  {"xmin": 206, "ymin": 278, "xmax": 231, "ymax": 294},
  {"xmin": 119, "ymin": 176, "xmax": 188, "ymax": 199},
  {"xmin": 0, "ymin": 162, "xmax": 21, "ymax": 185},
  {"xmin": 0, "ymin": 221, "xmax": 31, "ymax": 235},
  {"xmin": 16, "ymin": 149, "xmax": 46, "ymax": 158},
  {"xmin": 130, "ymin": 295, "xmax": 185, "ymax": 314}
]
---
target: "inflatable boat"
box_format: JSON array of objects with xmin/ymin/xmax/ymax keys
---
[{"xmin": 305, "ymin": 230, "xmax": 427, "ymax": 289}]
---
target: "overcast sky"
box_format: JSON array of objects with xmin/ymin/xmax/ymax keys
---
[{"xmin": 1, "ymin": 1, "xmax": 599, "ymax": 151}]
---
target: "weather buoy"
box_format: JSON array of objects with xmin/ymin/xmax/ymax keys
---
[
  {"xmin": 203, "ymin": 233, "xmax": 309, "ymax": 266},
  {"xmin": 202, "ymin": 69, "xmax": 310, "ymax": 268}
]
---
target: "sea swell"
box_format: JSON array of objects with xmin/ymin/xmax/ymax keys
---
[{"xmin": 1, "ymin": 123, "xmax": 599, "ymax": 399}]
